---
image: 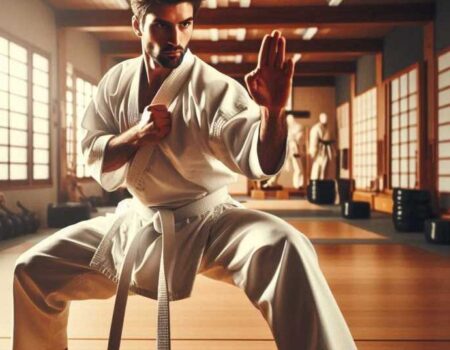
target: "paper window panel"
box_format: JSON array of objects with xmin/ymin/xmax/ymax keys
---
[
  {"xmin": 439, "ymin": 88, "xmax": 450, "ymax": 107},
  {"xmin": 33, "ymin": 101, "xmax": 48, "ymax": 119},
  {"xmin": 409, "ymin": 142, "xmax": 417, "ymax": 157},
  {"xmin": 409, "ymin": 127, "xmax": 417, "ymax": 141},
  {"xmin": 439, "ymin": 106, "xmax": 450, "ymax": 124},
  {"xmin": 0, "ymin": 164, "xmax": 7, "ymax": 179},
  {"xmin": 33, "ymin": 149, "xmax": 49, "ymax": 164},
  {"xmin": 439, "ymin": 69, "xmax": 450, "ymax": 90},
  {"xmin": 439, "ymin": 160, "xmax": 450, "ymax": 175},
  {"xmin": 439, "ymin": 177, "xmax": 450, "ymax": 192},
  {"xmin": 10, "ymin": 129, "xmax": 27, "ymax": 147},
  {"xmin": 400, "ymin": 75, "xmax": 408, "ymax": 98},
  {"xmin": 408, "ymin": 95, "xmax": 417, "ymax": 110},
  {"xmin": 0, "ymin": 91, "xmax": 8, "ymax": 109},
  {"xmin": 0, "ymin": 54, "xmax": 9, "ymax": 74},
  {"xmin": 438, "ymin": 51, "xmax": 450, "ymax": 72},
  {"xmin": 439, "ymin": 142, "xmax": 450, "ymax": 158},
  {"xmin": 10, "ymin": 77, "xmax": 27, "ymax": 97},
  {"xmin": 32, "ymin": 85, "xmax": 49, "ymax": 103},
  {"xmin": 10, "ymin": 163, "xmax": 27, "ymax": 180},
  {"xmin": 409, "ymin": 70, "xmax": 417, "ymax": 93},
  {"xmin": 10, "ymin": 95, "xmax": 27, "ymax": 114},
  {"xmin": 0, "ymin": 110, "xmax": 7, "ymax": 127},
  {"xmin": 352, "ymin": 87, "xmax": 377, "ymax": 190},
  {"xmin": 33, "ymin": 164, "xmax": 49, "ymax": 180},
  {"xmin": 33, "ymin": 133, "xmax": 49, "ymax": 149},
  {"xmin": 389, "ymin": 67, "xmax": 419, "ymax": 189},
  {"xmin": 9, "ymin": 43, "xmax": 26, "ymax": 63},
  {"xmin": 11, "ymin": 147, "xmax": 27, "ymax": 163},
  {"xmin": 0, "ymin": 37, "xmax": 7, "ymax": 55},
  {"xmin": 32, "ymin": 53, "xmax": 49, "ymax": 73},
  {"xmin": 33, "ymin": 118, "xmax": 49, "ymax": 134},
  {"xmin": 392, "ymin": 79, "xmax": 399, "ymax": 101},
  {"xmin": 0, "ymin": 128, "xmax": 7, "ymax": 144},
  {"xmin": 400, "ymin": 174, "xmax": 408, "ymax": 187},
  {"xmin": 0, "ymin": 73, "xmax": 8, "ymax": 91},
  {"xmin": 10, "ymin": 112, "xmax": 27, "ymax": 130},
  {"xmin": 0, "ymin": 146, "xmax": 7, "ymax": 162},
  {"xmin": 439, "ymin": 125, "xmax": 450, "ymax": 141},
  {"xmin": 33, "ymin": 70, "xmax": 49, "ymax": 88},
  {"xmin": 10, "ymin": 61, "xmax": 27, "ymax": 80}
]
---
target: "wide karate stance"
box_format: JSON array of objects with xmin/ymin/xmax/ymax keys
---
[{"xmin": 11, "ymin": 1, "xmax": 357, "ymax": 349}]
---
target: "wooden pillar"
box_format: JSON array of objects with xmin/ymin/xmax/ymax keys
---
[
  {"xmin": 348, "ymin": 73, "xmax": 356, "ymax": 181},
  {"xmin": 423, "ymin": 22, "xmax": 438, "ymax": 196},
  {"xmin": 57, "ymin": 28, "xmax": 69, "ymax": 202},
  {"xmin": 375, "ymin": 53, "xmax": 387, "ymax": 191}
]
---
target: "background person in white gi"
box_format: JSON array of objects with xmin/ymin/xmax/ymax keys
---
[{"xmin": 11, "ymin": 1, "xmax": 357, "ymax": 350}]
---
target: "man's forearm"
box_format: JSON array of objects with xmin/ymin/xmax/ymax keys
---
[
  {"xmin": 103, "ymin": 126, "xmax": 140, "ymax": 173},
  {"xmin": 257, "ymin": 107, "xmax": 287, "ymax": 175}
]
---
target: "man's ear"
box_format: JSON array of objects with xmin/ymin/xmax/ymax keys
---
[{"xmin": 132, "ymin": 15, "xmax": 142, "ymax": 37}]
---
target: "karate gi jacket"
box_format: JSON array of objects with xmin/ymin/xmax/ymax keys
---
[{"xmin": 80, "ymin": 50, "xmax": 287, "ymax": 300}]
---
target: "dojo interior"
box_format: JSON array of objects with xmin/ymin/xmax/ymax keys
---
[{"xmin": 1, "ymin": 0, "xmax": 450, "ymax": 349}]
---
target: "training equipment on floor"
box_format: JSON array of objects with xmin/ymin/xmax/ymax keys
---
[
  {"xmin": 392, "ymin": 188, "xmax": 433, "ymax": 232},
  {"xmin": 424, "ymin": 219, "xmax": 450, "ymax": 244},
  {"xmin": 341, "ymin": 201, "xmax": 371, "ymax": 219},
  {"xmin": 47, "ymin": 202, "xmax": 91, "ymax": 228},
  {"xmin": 307, "ymin": 180, "xmax": 336, "ymax": 204}
]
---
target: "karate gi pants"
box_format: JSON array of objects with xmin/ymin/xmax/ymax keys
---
[
  {"xmin": 11, "ymin": 207, "xmax": 356, "ymax": 350},
  {"xmin": 310, "ymin": 154, "xmax": 329, "ymax": 180}
]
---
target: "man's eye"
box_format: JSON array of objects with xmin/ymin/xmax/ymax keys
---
[
  {"xmin": 181, "ymin": 21, "xmax": 192, "ymax": 29},
  {"xmin": 155, "ymin": 22, "xmax": 167, "ymax": 29}
]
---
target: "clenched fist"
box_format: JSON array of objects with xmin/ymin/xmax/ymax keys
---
[{"xmin": 136, "ymin": 104, "xmax": 172, "ymax": 146}]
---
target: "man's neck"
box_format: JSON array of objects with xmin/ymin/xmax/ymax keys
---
[{"xmin": 144, "ymin": 54, "xmax": 172, "ymax": 86}]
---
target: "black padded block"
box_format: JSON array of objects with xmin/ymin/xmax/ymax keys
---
[
  {"xmin": 341, "ymin": 201, "xmax": 371, "ymax": 219},
  {"xmin": 424, "ymin": 220, "xmax": 450, "ymax": 244},
  {"xmin": 307, "ymin": 180, "xmax": 336, "ymax": 204},
  {"xmin": 393, "ymin": 188, "xmax": 431, "ymax": 204},
  {"xmin": 47, "ymin": 202, "xmax": 91, "ymax": 228},
  {"xmin": 337, "ymin": 179, "xmax": 355, "ymax": 204}
]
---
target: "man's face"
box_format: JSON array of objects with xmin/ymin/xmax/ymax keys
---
[{"xmin": 134, "ymin": 2, "xmax": 194, "ymax": 69}]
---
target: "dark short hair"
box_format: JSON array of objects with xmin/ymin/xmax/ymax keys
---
[{"xmin": 129, "ymin": 0, "xmax": 203, "ymax": 22}]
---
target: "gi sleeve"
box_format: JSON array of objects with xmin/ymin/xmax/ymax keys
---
[
  {"xmin": 80, "ymin": 67, "xmax": 129, "ymax": 192},
  {"xmin": 208, "ymin": 81, "xmax": 288, "ymax": 180}
]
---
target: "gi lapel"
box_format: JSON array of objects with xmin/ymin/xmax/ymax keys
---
[{"xmin": 126, "ymin": 50, "xmax": 195, "ymax": 192}]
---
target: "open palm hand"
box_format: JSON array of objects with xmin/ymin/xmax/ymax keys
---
[{"xmin": 245, "ymin": 30, "xmax": 295, "ymax": 112}]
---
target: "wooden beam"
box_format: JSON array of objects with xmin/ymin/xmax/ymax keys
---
[
  {"xmin": 214, "ymin": 62, "xmax": 356, "ymax": 76},
  {"xmin": 56, "ymin": 3, "xmax": 434, "ymax": 28},
  {"xmin": 101, "ymin": 39, "xmax": 382, "ymax": 55},
  {"xmin": 234, "ymin": 76, "xmax": 335, "ymax": 87}
]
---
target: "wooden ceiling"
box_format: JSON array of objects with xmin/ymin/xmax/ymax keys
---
[{"xmin": 49, "ymin": 0, "xmax": 436, "ymax": 86}]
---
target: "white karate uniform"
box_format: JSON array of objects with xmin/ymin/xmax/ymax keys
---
[
  {"xmin": 11, "ymin": 50, "xmax": 357, "ymax": 350},
  {"xmin": 309, "ymin": 122, "xmax": 333, "ymax": 180}
]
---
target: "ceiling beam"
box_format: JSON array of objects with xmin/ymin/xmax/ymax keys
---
[
  {"xmin": 234, "ymin": 76, "xmax": 336, "ymax": 87},
  {"xmin": 213, "ymin": 62, "xmax": 355, "ymax": 76},
  {"xmin": 101, "ymin": 39, "xmax": 382, "ymax": 55},
  {"xmin": 56, "ymin": 3, "xmax": 434, "ymax": 28}
]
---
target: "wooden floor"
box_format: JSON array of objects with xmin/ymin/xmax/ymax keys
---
[{"xmin": 1, "ymin": 199, "xmax": 450, "ymax": 350}]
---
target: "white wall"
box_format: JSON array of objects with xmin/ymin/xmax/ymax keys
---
[{"xmin": 0, "ymin": 0, "xmax": 103, "ymax": 224}]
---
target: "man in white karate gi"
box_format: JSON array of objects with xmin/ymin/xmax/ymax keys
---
[{"xmin": 11, "ymin": 1, "xmax": 357, "ymax": 349}]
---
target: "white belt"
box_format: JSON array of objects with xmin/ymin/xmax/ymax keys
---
[{"xmin": 107, "ymin": 187, "xmax": 229, "ymax": 350}]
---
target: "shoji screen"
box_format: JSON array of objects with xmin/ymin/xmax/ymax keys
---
[
  {"xmin": 389, "ymin": 67, "xmax": 419, "ymax": 189},
  {"xmin": 352, "ymin": 88, "xmax": 377, "ymax": 190},
  {"xmin": 438, "ymin": 50, "xmax": 450, "ymax": 194}
]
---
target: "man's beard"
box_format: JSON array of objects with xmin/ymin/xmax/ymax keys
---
[{"xmin": 152, "ymin": 45, "xmax": 187, "ymax": 69}]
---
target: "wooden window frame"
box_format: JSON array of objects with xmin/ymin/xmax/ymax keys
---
[
  {"xmin": 385, "ymin": 63, "xmax": 422, "ymax": 190},
  {"xmin": 65, "ymin": 67, "xmax": 97, "ymax": 182},
  {"xmin": 0, "ymin": 29, "xmax": 52, "ymax": 190},
  {"xmin": 352, "ymin": 86, "xmax": 378, "ymax": 191},
  {"xmin": 437, "ymin": 46, "xmax": 450, "ymax": 197}
]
